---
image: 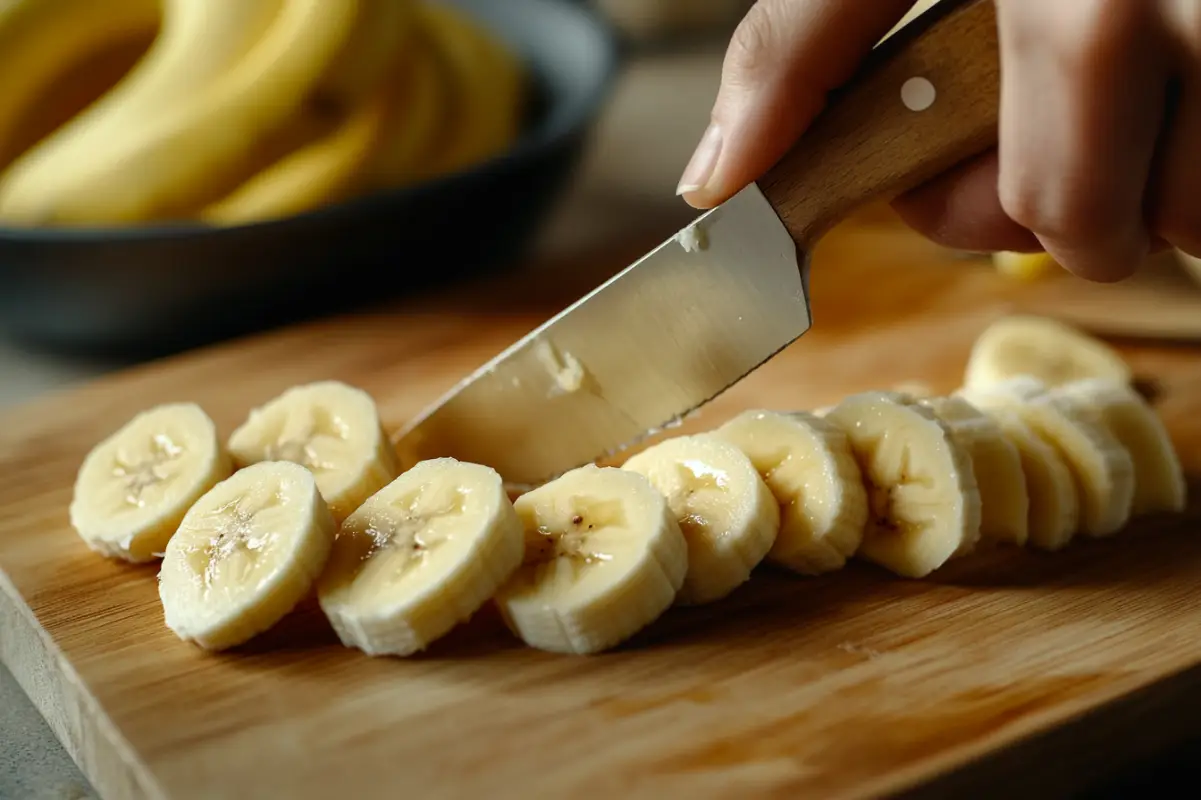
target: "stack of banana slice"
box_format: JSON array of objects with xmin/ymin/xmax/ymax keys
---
[
  {"xmin": 0, "ymin": 0, "xmax": 525, "ymax": 228},
  {"xmin": 70, "ymin": 314, "xmax": 1187, "ymax": 657}
]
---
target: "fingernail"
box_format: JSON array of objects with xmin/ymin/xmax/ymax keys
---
[{"xmin": 676, "ymin": 123, "xmax": 723, "ymax": 196}]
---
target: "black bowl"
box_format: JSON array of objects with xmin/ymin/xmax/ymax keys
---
[{"xmin": 0, "ymin": 0, "xmax": 620, "ymax": 358}]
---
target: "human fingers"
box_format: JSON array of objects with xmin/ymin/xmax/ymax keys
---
[
  {"xmin": 1148, "ymin": 3, "xmax": 1201, "ymax": 257},
  {"xmin": 994, "ymin": 0, "xmax": 1170, "ymax": 283},
  {"xmin": 891, "ymin": 150, "xmax": 1041, "ymax": 252},
  {"xmin": 676, "ymin": 0, "xmax": 916, "ymax": 209}
]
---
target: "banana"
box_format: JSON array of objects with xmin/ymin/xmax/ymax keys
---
[
  {"xmin": 992, "ymin": 251, "xmax": 1058, "ymax": 282},
  {"xmin": 963, "ymin": 315, "xmax": 1132, "ymax": 392},
  {"xmin": 1051, "ymin": 379, "xmax": 1186, "ymax": 516},
  {"xmin": 69, "ymin": 403, "xmax": 233, "ymax": 563},
  {"xmin": 493, "ymin": 465, "xmax": 688, "ymax": 655},
  {"xmin": 0, "ymin": 0, "xmax": 366, "ymax": 225},
  {"xmin": 316, "ymin": 458, "xmax": 524, "ymax": 657},
  {"xmin": 227, "ymin": 381, "xmax": 400, "ymax": 524},
  {"xmin": 920, "ymin": 395, "xmax": 1029, "ymax": 547},
  {"xmin": 415, "ymin": 1, "xmax": 525, "ymax": 178},
  {"xmin": 712, "ymin": 410, "xmax": 868, "ymax": 576},
  {"xmin": 0, "ymin": 22, "xmax": 158, "ymax": 171},
  {"xmin": 0, "ymin": 0, "xmax": 283, "ymax": 216},
  {"xmin": 813, "ymin": 382, "xmax": 932, "ymax": 417},
  {"xmin": 0, "ymin": 0, "xmax": 160, "ymax": 169},
  {"xmin": 157, "ymin": 460, "xmax": 336, "ymax": 651},
  {"xmin": 824, "ymin": 392, "xmax": 983, "ymax": 579},
  {"xmin": 982, "ymin": 408, "xmax": 1079, "ymax": 551},
  {"xmin": 621, "ymin": 434, "xmax": 779, "ymax": 605},
  {"xmin": 367, "ymin": 34, "xmax": 448, "ymax": 188},
  {"xmin": 959, "ymin": 376, "xmax": 1135, "ymax": 537},
  {"xmin": 200, "ymin": 84, "xmax": 391, "ymax": 225}
]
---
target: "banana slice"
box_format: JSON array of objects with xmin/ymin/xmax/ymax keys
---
[
  {"xmin": 621, "ymin": 434, "xmax": 779, "ymax": 605},
  {"xmin": 712, "ymin": 410, "xmax": 867, "ymax": 576},
  {"xmin": 813, "ymin": 382, "xmax": 931, "ymax": 417},
  {"xmin": 494, "ymin": 465, "xmax": 688, "ymax": 655},
  {"xmin": 983, "ymin": 409, "xmax": 1079, "ymax": 551},
  {"xmin": 824, "ymin": 392, "xmax": 982, "ymax": 579},
  {"xmin": 227, "ymin": 381, "xmax": 400, "ymax": 524},
  {"xmin": 920, "ymin": 395, "xmax": 1029, "ymax": 547},
  {"xmin": 1051, "ymin": 379, "xmax": 1186, "ymax": 516},
  {"xmin": 992, "ymin": 251, "xmax": 1058, "ymax": 282},
  {"xmin": 69, "ymin": 402, "xmax": 232, "ymax": 563},
  {"xmin": 316, "ymin": 458, "xmax": 524, "ymax": 657},
  {"xmin": 959, "ymin": 376, "xmax": 1135, "ymax": 537},
  {"xmin": 963, "ymin": 314, "xmax": 1132, "ymax": 391},
  {"xmin": 158, "ymin": 460, "xmax": 336, "ymax": 651}
]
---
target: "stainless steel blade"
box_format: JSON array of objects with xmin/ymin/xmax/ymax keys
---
[{"xmin": 394, "ymin": 183, "xmax": 810, "ymax": 486}]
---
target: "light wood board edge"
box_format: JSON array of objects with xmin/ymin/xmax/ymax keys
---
[{"xmin": 1, "ymin": 568, "xmax": 164, "ymax": 800}]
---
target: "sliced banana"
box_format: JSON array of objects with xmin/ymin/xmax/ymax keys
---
[
  {"xmin": 158, "ymin": 461, "xmax": 336, "ymax": 651},
  {"xmin": 920, "ymin": 395, "xmax": 1029, "ymax": 547},
  {"xmin": 317, "ymin": 458, "xmax": 524, "ymax": 657},
  {"xmin": 227, "ymin": 381, "xmax": 399, "ymax": 524},
  {"xmin": 494, "ymin": 465, "xmax": 688, "ymax": 655},
  {"xmin": 963, "ymin": 314, "xmax": 1132, "ymax": 391},
  {"xmin": 69, "ymin": 402, "xmax": 232, "ymax": 563},
  {"xmin": 1051, "ymin": 379, "xmax": 1186, "ymax": 516},
  {"xmin": 712, "ymin": 410, "xmax": 867, "ymax": 576},
  {"xmin": 983, "ymin": 408, "xmax": 1079, "ymax": 551},
  {"xmin": 959, "ymin": 376, "xmax": 1135, "ymax": 537},
  {"xmin": 621, "ymin": 434, "xmax": 779, "ymax": 605},
  {"xmin": 824, "ymin": 391, "xmax": 982, "ymax": 579}
]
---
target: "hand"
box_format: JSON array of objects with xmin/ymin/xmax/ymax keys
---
[{"xmin": 676, "ymin": 0, "xmax": 1201, "ymax": 283}]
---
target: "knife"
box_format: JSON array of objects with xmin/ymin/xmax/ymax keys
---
[{"xmin": 395, "ymin": 0, "xmax": 1001, "ymax": 487}]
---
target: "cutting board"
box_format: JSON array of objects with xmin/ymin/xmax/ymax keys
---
[{"xmin": 3, "ymin": 214, "xmax": 1201, "ymax": 800}]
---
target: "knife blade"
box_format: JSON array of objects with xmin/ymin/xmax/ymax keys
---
[{"xmin": 396, "ymin": 0, "xmax": 1001, "ymax": 487}]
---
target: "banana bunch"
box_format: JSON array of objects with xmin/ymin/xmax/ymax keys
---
[
  {"xmin": 991, "ymin": 251, "xmax": 1060, "ymax": 282},
  {"xmin": 70, "ymin": 315, "xmax": 1187, "ymax": 657},
  {"xmin": 0, "ymin": 0, "xmax": 525, "ymax": 228}
]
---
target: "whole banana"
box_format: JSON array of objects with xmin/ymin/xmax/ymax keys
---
[
  {"xmin": 0, "ymin": 0, "xmax": 368, "ymax": 225},
  {"xmin": 0, "ymin": 0, "xmax": 159, "ymax": 168}
]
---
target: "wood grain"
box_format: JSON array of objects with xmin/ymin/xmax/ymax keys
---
[
  {"xmin": 3, "ymin": 214, "xmax": 1201, "ymax": 800},
  {"xmin": 760, "ymin": 0, "xmax": 1000, "ymax": 247}
]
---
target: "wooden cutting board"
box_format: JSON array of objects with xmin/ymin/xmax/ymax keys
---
[{"xmin": 3, "ymin": 215, "xmax": 1201, "ymax": 800}]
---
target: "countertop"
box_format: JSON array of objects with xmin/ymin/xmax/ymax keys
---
[{"xmin": 4, "ymin": 37, "xmax": 1201, "ymax": 800}]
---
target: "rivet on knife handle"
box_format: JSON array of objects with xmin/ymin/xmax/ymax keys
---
[{"xmin": 758, "ymin": 0, "xmax": 1001, "ymax": 248}]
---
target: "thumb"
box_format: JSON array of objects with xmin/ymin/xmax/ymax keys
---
[{"xmin": 678, "ymin": 0, "xmax": 919, "ymax": 209}]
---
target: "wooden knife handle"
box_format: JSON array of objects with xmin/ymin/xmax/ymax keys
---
[{"xmin": 758, "ymin": 0, "xmax": 1000, "ymax": 247}]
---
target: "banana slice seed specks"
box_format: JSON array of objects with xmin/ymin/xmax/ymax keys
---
[
  {"xmin": 317, "ymin": 457, "xmax": 525, "ymax": 657},
  {"xmin": 825, "ymin": 392, "xmax": 983, "ymax": 579},
  {"xmin": 622, "ymin": 433, "xmax": 779, "ymax": 606},
  {"xmin": 714, "ymin": 409, "xmax": 868, "ymax": 576},
  {"xmin": 158, "ymin": 460, "xmax": 336, "ymax": 651}
]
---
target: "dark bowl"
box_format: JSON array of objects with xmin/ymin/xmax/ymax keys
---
[{"xmin": 0, "ymin": 0, "xmax": 620, "ymax": 359}]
